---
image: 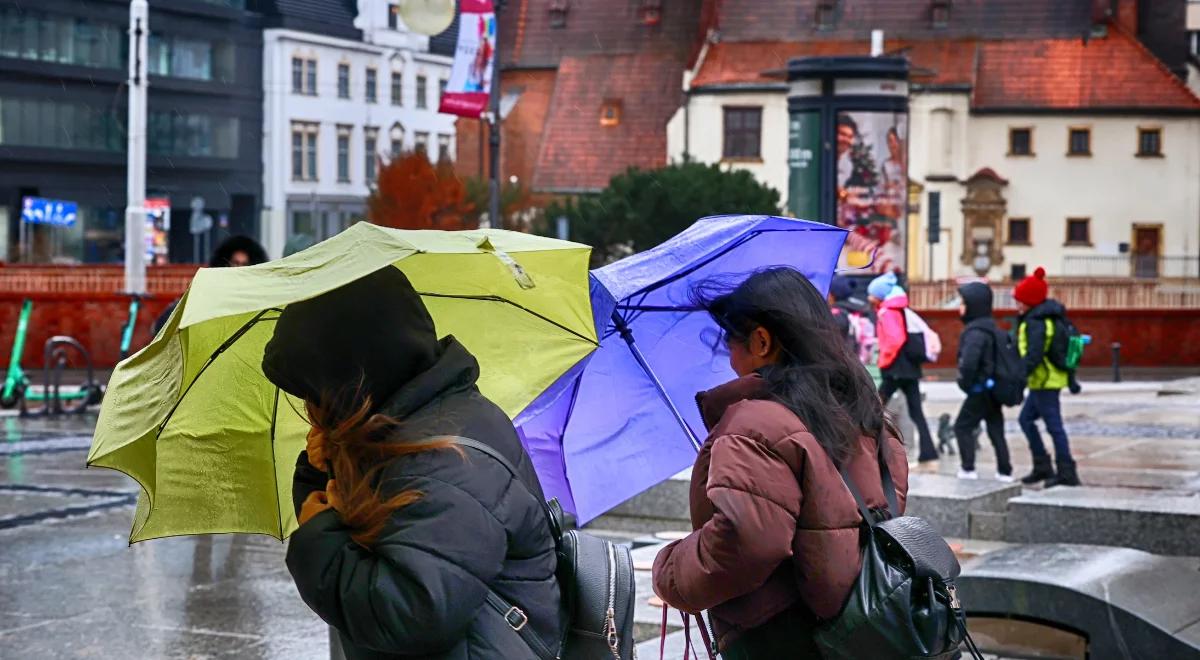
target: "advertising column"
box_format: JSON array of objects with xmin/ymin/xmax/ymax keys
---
[{"xmin": 787, "ymin": 57, "xmax": 909, "ymax": 275}]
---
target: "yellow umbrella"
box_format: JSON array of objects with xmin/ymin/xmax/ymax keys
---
[{"xmin": 88, "ymin": 223, "xmax": 596, "ymax": 542}]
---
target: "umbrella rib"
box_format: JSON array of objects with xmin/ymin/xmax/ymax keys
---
[
  {"xmin": 415, "ymin": 292, "xmax": 598, "ymax": 346},
  {"xmin": 270, "ymin": 386, "xmax": 283, "ymax": 540},
  {"xmin": 156, "ymin": 308, "xmax": 282, "ymax": 441},
  {"xmin": 610, "ymin": 311, "xmax": 702, "ymax": 452}
]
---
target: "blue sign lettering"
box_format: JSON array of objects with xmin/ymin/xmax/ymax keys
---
[{"xmin": 21, "ymin": 197, "xmax": 79, "ymax": 227}]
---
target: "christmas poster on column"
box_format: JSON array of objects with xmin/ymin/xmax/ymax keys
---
[
  {"xmin": 836, "ymin": 111, "xmax": 908, "ymax": 274},
  {"xmin": 438, "ymin": 0, "xmax": 496, "ymax": 118}
]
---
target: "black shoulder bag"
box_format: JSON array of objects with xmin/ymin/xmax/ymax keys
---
[
  {"xmin": 812, "ymin": 434, "xmax": 984, "ymax": 660},
  {"xmin": 449, "ymin": 437, "xmax": 637, "ymax": 660}
]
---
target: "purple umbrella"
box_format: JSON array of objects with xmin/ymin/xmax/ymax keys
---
[{"xmin": 515, "ymin": 215, "xmax": 848, "ymax": 523}]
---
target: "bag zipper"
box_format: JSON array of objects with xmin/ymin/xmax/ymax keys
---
[{"xmin": 604, "ymin": 542, "xmax": 620, "ymax": 659}]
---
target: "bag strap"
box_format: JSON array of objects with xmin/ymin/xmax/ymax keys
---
[
  {"xmin": 838, "ymin": 429, "xmax": 900, "ymax": 528},
  {"xmin": 483, "ymin": 591, "xmax": 557, "ymax": 660},
  {"xmin": 445, "ymin": 437, "xmax": 558, "ymax": 660}
]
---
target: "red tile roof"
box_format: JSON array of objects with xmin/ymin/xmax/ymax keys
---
[
  {"xmin": 972, "ymin": 29, "xmax": 1200, "ymax": 111},
  {"xmin": 690, "ymin": 39, "xmax": 979, "ymax": 89},
  {"xmin": 691, "ymin": 31, "xmax": 1200, "ymax": 112},
  {"xmin": 533, "ymin": 52, "xmax": 683, "ymax": 192},
  {"xmin": 500, "ymin": 0, "xmax": 702, "ymax": 69},
  {"xmin": 716, "ymin": 0, "xmax": 1092, "ymax": 43}
]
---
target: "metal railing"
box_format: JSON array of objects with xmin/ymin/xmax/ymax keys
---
[
  {"xmin": 909, "ymin": 278, "xmax": 1200, "ymax": 309},
  {"xmin": 1061, "ymin": 255, "xmax": 1200, "ymax": 280},
  {"xmin": 0, "ymin": 265, "xmax": 197, "ymax": 296}
]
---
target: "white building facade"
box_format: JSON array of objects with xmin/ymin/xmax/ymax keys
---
[
  {"xmin": 669, "ymin": 34, "xmax": 1200, "ymax": 282},
  {"xmin": 262, "ymin": 0, "xmax": 455, "ymax": 258}
]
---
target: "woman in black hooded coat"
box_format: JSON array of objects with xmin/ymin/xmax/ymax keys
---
[{"xmin": 262, "ymin": 266, "xmax": 562, "ymax": 660}]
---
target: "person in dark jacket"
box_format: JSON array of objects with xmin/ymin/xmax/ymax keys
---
[
  {"xmin": 953, "ymin": 282, "xmax": 1013, "ymax": 482},
  {"xmin": 653, "ymin": 268, "xmax": 908, "ymax": 658},
  {"xmin": 1013, "ymin": 268, "xmax": 1081, "ymax": 487},
  {"xmin": 261, "ymin": 266, "xmax": 563, "ymax": 660}
]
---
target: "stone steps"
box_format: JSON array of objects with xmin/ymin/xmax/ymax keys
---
[{"xmin": 1005, "ymin": 486, "xmax": 1200, "ymax": 556}]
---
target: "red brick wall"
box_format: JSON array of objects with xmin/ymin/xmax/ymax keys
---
[
  {"xmin": 0, "ymin": 265, "xmax": 195, "ymax": 370},
  {"xmin": 0, "ymin": 293, "xmax": 177, "ymax": 370},
  {"xmin": 920, "ymin": 308, "xmax": 1200, "ymax": 369}
]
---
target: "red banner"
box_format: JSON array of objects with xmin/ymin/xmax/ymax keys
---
[{"xmin": 438, "ymin": 0, "xmax": 495, "ymax": 118}]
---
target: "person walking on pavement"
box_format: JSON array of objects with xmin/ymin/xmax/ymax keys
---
[
  {"xmin": 869, "ymin": 272, "xmax": 939, "ymax": 469},
  {"xmin": 1013, "ymin": 267, "xmax": 1081, "ymax": 487},
  {"xmin": 261, "ymin": 266, "xmax": 563, "ymax": 660},
  {"xmin": 953, "ymin": 282, "xmax": 1013, "ymax": 482},
  {"xmin": 828, "ymin": 275, "xmax": 876, "ymax": 365},
  {"xmin": 653, "ymin": 268, "xmax": 908, "ymax": 658}
]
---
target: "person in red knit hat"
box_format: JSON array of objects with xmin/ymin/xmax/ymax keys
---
[{"xmin": 1013, "ymin": 267, "xmax": 1081, "ymax": 487}]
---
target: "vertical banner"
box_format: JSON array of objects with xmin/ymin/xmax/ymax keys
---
[
  {"xmin": 835, "ymin": 110, "xmax": 908, "ymax": 273},
  {"xmin": 438, "ymin": 0, "xmax": 496, "ymax": 118}
]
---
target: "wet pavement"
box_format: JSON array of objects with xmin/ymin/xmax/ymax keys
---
[
  {"xmin": 1, "ymin": 377, "xmax": 1198, "ymax": 658},
  {"xmin": 0, "ymin": 414, "xmax": 326, "ymax": 659}
]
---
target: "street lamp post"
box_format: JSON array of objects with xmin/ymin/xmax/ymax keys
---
[
  {"xmin": 125, "ymin": 0, "xmax": 149, "ymax": 295},
  {"xmin": 487, "ymin": 1, "xmax": 504, "ymax": 230}
]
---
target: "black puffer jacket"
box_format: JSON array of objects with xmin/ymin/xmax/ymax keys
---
[
  {"xmin": 286, "ymin": 339, "xmax": 563, "ymax": 660},
  {"xmin": 956, "ymin": 282, "xmax": 997, "ymax": 393}
]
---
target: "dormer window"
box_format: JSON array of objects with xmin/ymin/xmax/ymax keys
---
[
  {"xmin": 931, "ymin": 0, "xmax": 951, "ymax": 28},
  {"xmin": 549, "ymin": 0, "xmax": 569, "ymax": 29},
  {"xmin": 640, "ymin": 0, "xmax": 662, "ymax": 26},
  {"xmin": 815, "ymin": 1, "xmax": 837, "ymax": 30},
  {"xmin": 600, "ymin": 99, "xmax": 622, "ymax": 127}
]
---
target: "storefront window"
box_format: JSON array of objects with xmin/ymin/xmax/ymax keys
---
[{"xmin": 13, "ymin": 204, "xmax": 123, "ymax": 264}]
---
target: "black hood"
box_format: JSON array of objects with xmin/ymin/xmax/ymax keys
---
[
  {"xmin": 958, "ymin": 282, "xmax": 993, "ymax": 323},
  {"xmin": 261, "ymin": 266, "xmax": 441, "ymax": 417},
  {"xmin": 1026, "ymin": 299, "xmax": 1066, "ymax": 321}
]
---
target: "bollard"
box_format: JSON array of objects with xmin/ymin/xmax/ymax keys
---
[{"xmin": 1111, "ymin": 342, "xmax": 1122, "ymax": 383}]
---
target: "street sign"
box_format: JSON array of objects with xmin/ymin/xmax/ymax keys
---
[
  {"xmin": 927, "ymin": 190, "xmax": 941, "ymax": 244},
  {"xmin": 189, "ymin": 196, "xmax": 211, "ymax": 234},
  {"xmin": 21, "ymin": 197, "xmax": 78, "ymax": 227}
]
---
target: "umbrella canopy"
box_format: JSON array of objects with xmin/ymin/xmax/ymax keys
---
[
  {"xmin": 515, "ymin": 215, "xmax": 848, "ymax": 524},
  {"xmin": 88, "ymin": 223, "xmax": 596, "ymax": 542}
]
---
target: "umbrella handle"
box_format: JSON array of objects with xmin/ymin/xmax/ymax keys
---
[{"xmin": 611, "ymin": 312, "xmax": 703, "ymax": 452}]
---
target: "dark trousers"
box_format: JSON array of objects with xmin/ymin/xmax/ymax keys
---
[
  {"xmin": 879, "ymin": 376, "xmax": 938, "ymax": 462},
  {"xmin": 954, "ymin": 393, "xmax": 1011, "ymax": 475},
  {"xmin": 1019, "ymin": 389, "xmax": 1074, "ymax": 467},
  {"xmin": 721, "ymin": 607, "xmax": 819, "ymax": 659}
]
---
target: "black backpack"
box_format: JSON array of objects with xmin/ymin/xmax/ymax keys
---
[
  {"xmin": 812, "ymin": 433, "xmax": 982, "ymax": 660},
  {"xmin": 989, "ymin": 328, "xmax": 1027, "ymax": 407},
  {"xmin": 451, "ymin": 438, "xmax": 637, "ymax": 660}
]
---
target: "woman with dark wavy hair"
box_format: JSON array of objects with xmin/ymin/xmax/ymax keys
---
[{"xmin": 653, "ymin": 267, "xmax": 909, "ymax": 658}]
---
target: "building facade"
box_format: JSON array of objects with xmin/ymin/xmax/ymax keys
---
[
  {"xmin": 666, "ymin": 0, "xmax": 1200, "ymax": 281},
  {"xmin": 260, "ymin": 0, "xmax": 455, "ymax": 258},
  {"xmin": 0, "ymin": 0, "xmax": 264, "ymax": 265}
]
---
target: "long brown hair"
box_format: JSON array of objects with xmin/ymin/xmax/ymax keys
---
[{"xmin": 304, "ymin": 393, "xmax": 455, "ymax": 547}]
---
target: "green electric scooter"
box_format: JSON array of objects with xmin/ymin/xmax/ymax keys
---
[{"xmin": 1, "ymin": 298, "xmax": 108, "ymax": 414}]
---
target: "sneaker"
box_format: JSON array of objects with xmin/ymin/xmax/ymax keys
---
[
  {"xmin": 957, "ymin": 469, "xmax": 979, "ymax": 480},
  {"xmin": 995, "ymin": 472, "xmax": 1015, "ymax": 483}
]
